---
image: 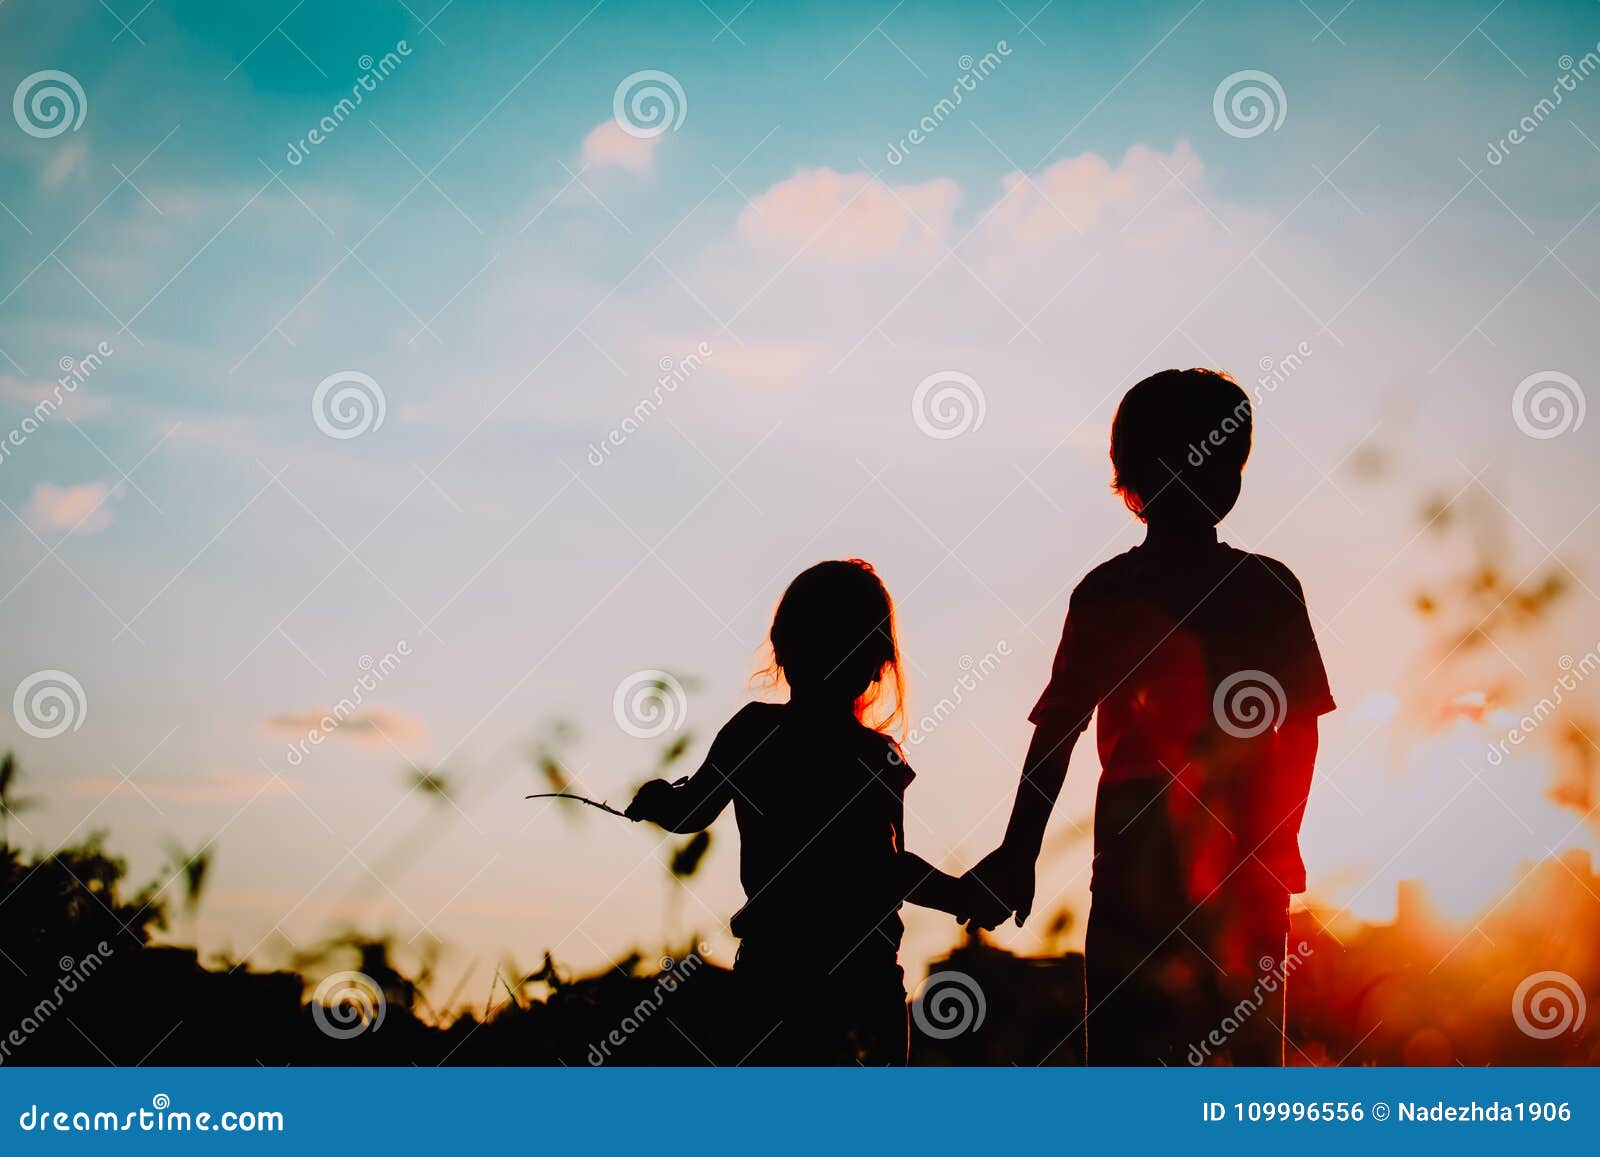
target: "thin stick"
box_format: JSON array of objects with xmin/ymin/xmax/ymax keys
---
[{"xmin": 524, "ymin": 792, "xmax": 631, "ymax": 819}]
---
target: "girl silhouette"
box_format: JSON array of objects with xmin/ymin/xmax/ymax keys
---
[{"xmin": 626, "ymin": 559, "xmax": 976, "ymax": 1064}]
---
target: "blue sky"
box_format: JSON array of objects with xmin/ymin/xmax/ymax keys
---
[{"xmin": 4, "ymin": 0, "xmax": 1600, "ymax": 990}]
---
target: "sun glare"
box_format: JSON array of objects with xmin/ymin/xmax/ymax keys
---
[{"xmin": 1305, "ymin": 722, "xmax": 1599, "ymax": 925}]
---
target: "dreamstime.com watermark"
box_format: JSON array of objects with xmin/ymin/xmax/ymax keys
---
[
  {"xmin": 0, "ymin": 943, "xmax": 114, "ymax": 1065},
  {"xmin": 283, "ymin": 642, "xmax": 411, "ymax": 766},
  {"xmin": 1486, "ymin": 645, "xmax": 1600, "ymax": 766},
  {"xmin": 312, "ymin": 369, "xmax": 386, "ymax": 439},
  {"xmin": 911, "ymin": 969, "xmax": 986, "ymax": 1039},
  {"xmin": 612, "ymin": 669, "xmax": 688, "ymax": 739},
  {"xmin": 1212, "ymin": 70, "xmax": 1286, "ymax": 138},
  {"xmin": 310, "ymin": 970, "xmax": 387, "ymax": 1039},
  {"xmin": 1486, "ymin": 45, "xmax": 1600, "ymax": 165},
  {"xmin": 613, "ymin": 70, "xmax": 687, "ymax": 139},
  {"xmin": 12, "ymin": 669, "xmax": 87, "ymax": 739},
  {"xmin": 885, "ymin": 41, "xmax": 1012, "ymax": 166},
  {"xmin": 17, "ymin": 1095, "xmax": 283, "ymax": 1134},
  {"xmin": 0, "ymin": 341, "xmax": 113, "ymax": 466},
  {"xmin": 1511, "ymin": 970, "xmax": 1587, "ymax": 1040},
  {"xmin": 912, "ymin": 370, "xmax": 986, "ymax": 439},
  {"xmin": 586, "ymin": 341, "xmax": 713, "ymax": 466},
  {"xmin": 586, "ymin": 948, "xmax": 706, "ymax": 1064},
  {"xmin": 1212, "ymin": 669, "xmax": 1287, "ymax": 739},
  {"xmin": 286, "ymin": 41, "xmax": 413, "ymax": 165},
  {"xmin": 1511, "ymin": 370, "xmax": 1584, "ymax": 440},
  {"xmin": 13, "ymin": 69, "xmax": 86, "ymax": 138},
  {"xmin": 1187, "ymin": 939, "xmax": 1313, "ymax": 1065},
  {"xmin": 1187, "ymin": 343, "xmax": 1311, "ymax": 467},
  {"xmin": 901, "ymin": 643, "xmax": 1011, "ymax": 749}
]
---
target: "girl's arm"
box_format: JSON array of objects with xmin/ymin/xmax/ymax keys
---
[
  {"xmin": 887, "ymin": 764, "xmax": 979, "ymax": 917},
  {"xmin": 897, "ymin": 853, "xmax": 974, "ymax": 917},
  {"xmin": 624, "ymin": 704, "xmax": 768, "ymax": 832},
  {"xmin": 625, "ymin": 772, "xmax": 729, "ymax": 833}
]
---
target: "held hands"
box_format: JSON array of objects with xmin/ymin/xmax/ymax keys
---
[{"xmin": 954, "ymin": 844, "xmax": 1036, "ymax": 931}]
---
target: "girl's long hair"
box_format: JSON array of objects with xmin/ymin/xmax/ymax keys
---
[{"xmin": 753, "ymin": 559, "xmax": 907, "ymax": 740}]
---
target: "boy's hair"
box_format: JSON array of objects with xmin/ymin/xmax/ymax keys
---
[
  {"xmin": 1110, "ymin": 368, "xmax": 1252, "ymax": 524},
  {"xmin": 759, "ymin": 559, "xmax": 906, "ymax": 738}
]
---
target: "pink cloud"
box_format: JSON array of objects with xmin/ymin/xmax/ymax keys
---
[
  {"xmin": 737, "ymin": 168, "xmax": 962, "ymax": 262},
  {"xmin": 0, "ymin": 374, "xmax": 110, "ymax": 417},
  {"xmin": 67, "ymin": 768, "xmax": 296, "ymax": 804},
  {"xmin": 264, "ymin": 705, "xmax": 430, "ymax": 750},
  {"xmin": 25, "ymin": 481, "xmax": 121, "ymax": 535},
  {"xmin": 579, "ymin": 119, "xmax": 658, "ymax": 174},
  {"xmin": 979, "ymin": 141, "xmax": 1208, "ymax": 251},
  {"xmin": 704, "ymin": 340, "xmax": 825, "ymax": 389}
]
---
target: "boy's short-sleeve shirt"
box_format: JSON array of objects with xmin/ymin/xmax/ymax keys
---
[{"xmin": 1030, "ymin": 536, "xmax": 1334, "ymax": 897}]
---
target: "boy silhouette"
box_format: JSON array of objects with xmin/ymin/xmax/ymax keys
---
[{"xmin": 962, "ymin": 368, "xmax": 1334, "ymax": 1065}]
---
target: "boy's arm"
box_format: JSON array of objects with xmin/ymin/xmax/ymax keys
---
[
  {"xmin": 961, "ymin": 584, "xmax": 1100, "ymax": 929},
  {"xmin": 1272, "ymin": 712, "xmax": 1319, "ymax": 848},
  {"xmin": 1003, "ymin": 714, "xmax": 1086, "ymax": 862},
  {"xmin": 1269, "ymin": 565, "xmax": 1330, "ymax": 852},
  {"xmin": 963, "ymin": 714, "xmax": 1086, "ymax": 928}
]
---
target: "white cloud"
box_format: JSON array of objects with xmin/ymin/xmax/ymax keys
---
[{"xmin": 40, "ymin": 138, "xmax": 88, "ymax": 189}]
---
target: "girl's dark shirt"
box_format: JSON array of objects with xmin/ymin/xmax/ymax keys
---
[{"xmin": 663, "ymin": 701, "xmax": 916, "ymax": 968}]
